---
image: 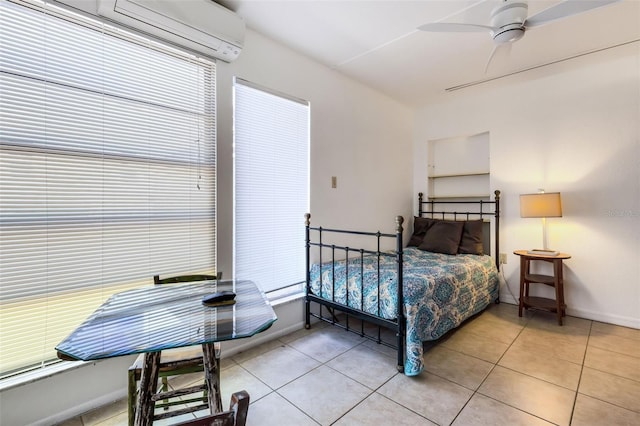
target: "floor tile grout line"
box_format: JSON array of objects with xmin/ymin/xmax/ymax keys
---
[
  {"xmin": 272, "ymin": 388, "xmax": 322, "ymax": 426},
  {"xmin": 575, "ymin": 391, "xmax": 640, "ymax": 416},
  {"xmin": 492, "ymin": 363, "xmax": 581, "ymax": 392},
  {"xmin": 447, "ymin": 320, "xmax": 524, "ymax": 426},
  {"xmin": 286, "ymin": 339, "xmax": 361, "ymax": 366},
  {"xmin": 438, "ymin": 330, "xmax": 519, "ymax": 366},
  {"xmin": 580, "ymin": 364, "xmax": 640, "ymax": 384},
  {"xmin": 448, "ymin": 310, "xmax": 569, "ymax": 426},
  {"xmin": 274, "ymin": 329, "xmax": 401, "ymax": 425},
  {"xmin": 447, "ymin": 392, "xmax": 474, "ymax": 426},
  {"xmin": 272, "ymin": 352, "xmax": 364, "ymax": 426},
  {"xmin": 578, "ymin": 322, "xmax": 640, "ymax": 414},
  {"xmin": 569, "ymin": 320, "xmax": 593, "ymax": 424},
  {"xmin": 321, "ymin": 355, "xmax": 397, "ymax": 392},
  {"xmin": 193, "ymin": 335, "xmax": 326, "ymax": 423},
  {"xmin": 478, "ymin": 314, "xmax": 588, "ymax": 394},
  {"xmin": 232, "ymin": 324, "xmax": 375, "ymax": 418},
  {"xmin": 322, "ymin": 330, "xmax": 412, "ymax": 422},
  {"xmin": 327, "ymin": 388, "xmax": 377, "ymax": 425},
  {"xmin": 348, "ymin": 390, "xmax": 436, "ymax": 426},
  {"xmin": 586, "ymin": 342, "xmax": 640, "ymax": 360},
  {"xmin": 471, "ymin": 392, "xmax": 562, "ymax": 426},
  {"xmin": 226, "ymin": 360, "xmax": 278, "ymax": 406}
]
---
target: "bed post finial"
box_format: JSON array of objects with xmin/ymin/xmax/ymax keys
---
[
  {"xmin": 304, "ymin": 212, "xmax": 311, "ymax": 329},
  {"xmin": 395, "ymin": 214, "xmax": 405, "ymax": 372},
  {"xmin": 395, "ymin": 216, "xmax": 404, "ymax": 233},
  {"xmin": 493, "ymin": 190, "xmax": 501, "ymax": 270}
]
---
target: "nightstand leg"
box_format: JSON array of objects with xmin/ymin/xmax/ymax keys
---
[
  {"xmin": 518, "ymin": 257, "xmax": 527, "ymax": 317},
  {"xmin": 554, "ymin": 259, "xmax": 564, "ymax": 325}
]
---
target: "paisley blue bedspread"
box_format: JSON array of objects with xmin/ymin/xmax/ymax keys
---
[{"xmin": 308, "ymin": 247, "xmax": 499, "ymax": 376}]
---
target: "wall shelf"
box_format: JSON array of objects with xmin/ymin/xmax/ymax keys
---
[
  {"xmin": 428, "ymin": 172, "xmax": 489, "ymax": 179},
  {"xmin": 426, "ymin": 194, "xmax": 491, "ymax": 199},
  {"xmin": 426, "ymin": 132, "xmax": 490, "ymax": 200}
]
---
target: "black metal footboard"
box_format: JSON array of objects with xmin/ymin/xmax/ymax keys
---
[{"xmin": 304, "ymin": 214, "xmax": 406, "ymax": 372}]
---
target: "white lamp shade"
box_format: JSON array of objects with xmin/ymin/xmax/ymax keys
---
[{"xmin": 520, "ymin": 192, "xmax": 563, "ymax": 218}]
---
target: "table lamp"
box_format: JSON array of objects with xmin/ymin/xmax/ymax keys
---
[{"xmin": 520, "ymin": 191, "xmax": 562, "ymax": 255}]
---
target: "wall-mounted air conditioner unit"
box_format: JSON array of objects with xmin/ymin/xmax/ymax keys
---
[
  {"xmin": 97, "ymin": 0, "xmax": 244, "ymax": 61},
  {"xmin": 52, "ymin": 0, "xmax": 245, "ymax": 62}
]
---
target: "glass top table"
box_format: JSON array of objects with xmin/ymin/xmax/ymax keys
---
[
  {"xmin": 56, "ymin": 279, "xmax": 277, "ymax": 361},
  {"xmin": 56, "ymin": 279, "xmax": 277, "ymax": 425}
]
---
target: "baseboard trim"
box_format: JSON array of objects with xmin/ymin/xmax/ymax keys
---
[
  {"xmin": 31, "ymin": 387, "xmax": 126, "ymax": 426},
  {"xmin": 566, "ymin": 307, "xmax": 640, "ymax": 329},
  {"xmin": 497, "ymin": 272, "xmax": 639, "ymax": 330},
  {"xmin": 220, "ymin": 320, "xmax": 306, "ymax": 358}
]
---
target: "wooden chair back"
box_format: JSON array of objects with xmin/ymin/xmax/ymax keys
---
[{"xmin": 174, "ymin": 390, "xmax": 249, "ymax": 426}]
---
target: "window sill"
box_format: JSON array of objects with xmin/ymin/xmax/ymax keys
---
[
  {"xmin": 0, "ymin": 359, "xmax": 86, "ymax": 392},
  {"xmin": 267, "ymin": 283, "xmax": 305, "ymax": 307}
]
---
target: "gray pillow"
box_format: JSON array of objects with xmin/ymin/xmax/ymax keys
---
[
  {"xmin": 407, "ymin": 217, "xmax": 435, "ymax": 247},
  {"xmin": 418, "ymin": 220, "xmax": 464, "ymax": 255},
  {"xmin": 458, "ymin": 220, "xmax": 484, "ymax": 255}
]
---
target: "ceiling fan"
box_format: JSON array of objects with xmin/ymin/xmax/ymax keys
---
[{"xmin": 418, "ymin": 0, "xmax": 621, "ymax": 71}]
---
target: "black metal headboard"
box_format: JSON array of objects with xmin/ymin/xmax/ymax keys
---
[{"xmin": 417, "ymin": 190, "xmax": 501, "ymax": 267}]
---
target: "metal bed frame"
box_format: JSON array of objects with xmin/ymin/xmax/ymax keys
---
[{"xmin": 304, "ymin": 190, "xmax": 501, "ymax": 373}]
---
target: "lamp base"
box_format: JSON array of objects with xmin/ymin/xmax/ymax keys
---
[{"xmin": 527, "ymin": 249, "xmax": 559, "ymax": 256}]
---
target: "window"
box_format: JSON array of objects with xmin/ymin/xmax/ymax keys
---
[
  {"xmin": 0, "ymin": 1, "xmax": 216, "ymax": 378},
  {"xmin": 233, "ymin": 79, "xmax": 309, "ymax": 294}
]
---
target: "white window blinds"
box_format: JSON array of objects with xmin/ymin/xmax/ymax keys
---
[
  {"xmin": 0, "ymin": 1, "xmax": 216, "ymax": 377},
  {"xmin": 234, "ymin": 79, "xmax": 309, "ymax": 293}
]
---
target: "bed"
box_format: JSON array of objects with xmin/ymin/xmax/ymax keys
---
[{"xmin": 304, "ymin": 191, "xmax": 501, "ymax": 376}]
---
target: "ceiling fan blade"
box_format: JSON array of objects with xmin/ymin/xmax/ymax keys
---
[
  {"xmin": 418, "ymin": 22, "xmax": 494, "ymax": 33},
  {"xmin": 484, "ymin": 45, "xmax": 499, "ymax": 74},
  {"xmin": 484, "ymin": 43, "xmax": 512, "ymax": 74},
  {"xmin": 525, "ymin": 0, "xmax": 621, "ymax": 28}
]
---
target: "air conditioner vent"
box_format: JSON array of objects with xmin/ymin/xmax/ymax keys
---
[{"xmin": 95, "ymin": 0, "xmax": 244, "ymax": 61}]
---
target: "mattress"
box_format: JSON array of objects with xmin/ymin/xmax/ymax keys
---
[{"xmin": 308, "ymin": 246, "xmax": 499, "ymax": 375}]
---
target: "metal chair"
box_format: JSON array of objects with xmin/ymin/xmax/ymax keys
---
[
  {"xmin": 174, "ymin": 391, "xmax": 250, "ymax": 426},
  {"xmin": 127, "ymin": 273, "xmax": 221, "ymax": 425}
]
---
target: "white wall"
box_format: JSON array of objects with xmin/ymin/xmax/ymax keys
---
[
  {"xmin": 414, "ymin": 43, "xmax": 640, "ymax": 328},
  {"xmin": 0, "ymin": 27, "xmax": 414, "ymax": 426},
  {"xmin": 216, "ymin": 30, "xmax": 414, "ymax": 277}
]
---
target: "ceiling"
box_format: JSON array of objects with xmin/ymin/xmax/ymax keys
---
[{"xmin": 218, "ymin": 0, "xmax": 640, "ymax": 107}]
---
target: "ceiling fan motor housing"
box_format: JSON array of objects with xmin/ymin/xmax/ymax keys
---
[{"xmin": 491, "ymin": 1, "xmax": 528, "ymax": 43}]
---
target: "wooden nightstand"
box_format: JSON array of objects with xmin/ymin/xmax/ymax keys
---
[{"xmin": 514, "ymin": 250, "xmax": 571, "ymax": 325}]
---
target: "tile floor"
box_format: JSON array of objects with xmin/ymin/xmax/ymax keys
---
[{"xmin": 59, "ymin": 303, "xmax": 640, "ymax": 426}]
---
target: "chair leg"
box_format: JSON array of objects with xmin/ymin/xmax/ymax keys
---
[
  {"xmin": 162, "ymin": 376, "xmax": 169, "ymax": 410},
  {"xmin": 203, "ymin": 343, "xmax": 223, "ymax": 413},
  {"xmin": 134, "ymin": 352, "xmax": 161, "ymax": 426},
  {"xmin": 127, "ymin": 369, "xmax": 136, "ymax": 426}
]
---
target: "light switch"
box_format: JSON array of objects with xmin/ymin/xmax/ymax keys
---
[{"xmin": 331, "ymin": 176, "xmax": 337, "ymax": 189}]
